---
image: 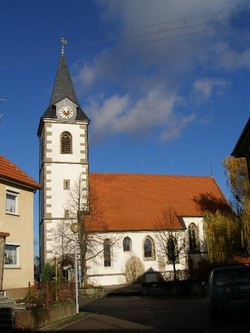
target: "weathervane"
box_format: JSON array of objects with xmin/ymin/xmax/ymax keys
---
[{"xmin": 61, "ymin": 37, "xmax": 68, "ymax": 55}]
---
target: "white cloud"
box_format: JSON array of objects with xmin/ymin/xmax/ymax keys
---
[
  {"xmin": 75, "ymin": 0, "xmax": 249, "ymax": 143},
  {"xmin": 87, "ymin": 88, "xmax": 195, "ymax": 142},
  {"xmin": 218, "ymin": 46, "xmax": 250, "ymax": 71},
  {"xmin": 160, "ymin": 113, "xmax": 195, "ymax": 141},
  {"xmin": 96, "ymin": 0, "xmax": 236, "ymax": 29},
  {"xmin": 193, "ymin": 78, "xmax": 229, "ymax": 102},
  {"xmin": 76, "ymin": 64, "xmax": 96, "ymax": 88}
]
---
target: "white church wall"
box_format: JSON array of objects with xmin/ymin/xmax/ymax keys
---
[
  {"xmin": 41, "ymin": 120, "xmax": 89, "ymax": 263},
  {"xmin": 46, "ymin": 123, "xmax": 87, "ymax": 162},
  {"xmin": 182, "ymin": 217, "xmax": 205, "ymax": 251},
  {"xmin": 46, "ymin": 163, "xmax": 87, "ymax": 216},
  {"xmin": 86, "ymin": 223, "xmax": 203, "ymax": 286}
]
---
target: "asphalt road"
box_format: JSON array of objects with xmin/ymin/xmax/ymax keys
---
[{"xmin": 39, "ymin": 295, "xmax": 250, "ymax": 332}]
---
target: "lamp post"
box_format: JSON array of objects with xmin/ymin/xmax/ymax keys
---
[{"xmin": 70, "ymin": 222, "xmax": 80, "ymax": 314}]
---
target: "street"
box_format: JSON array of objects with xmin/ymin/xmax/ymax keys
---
[{"xmin": 40, "ymin": 294, "xmax": 250, "ymax": 332}]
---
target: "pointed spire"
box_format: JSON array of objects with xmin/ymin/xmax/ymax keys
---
[
  {"xmin": 38, "ymin": 39, "xmax": 89, "ymax": 131},
  {"xmin": 50, "ymin": 50, "xmax": 78, "ymax": 106}
]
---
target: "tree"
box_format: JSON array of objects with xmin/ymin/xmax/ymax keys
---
[
  {"xmin": 223, "ymin": 156, "xmax": 250, "ymax": 254},
  {"xmin": 34, "ymin": 256, "xmax": 41, "ymax": 281},
  {"xmin": 40, "ymin": 262, "xmax": 56, "ymax": 284},
  {"xmin": 125, "ymin": 256, "xmax": 145, "ymax": 283},
  {"xmin": 155, "ymin": 207, "xmax": 188, "ymax": 281},
  {"xmin": 204, "ymin": 209, "xmax": 241, "ymax": 264},
  {"xmin": 52, "ymin": 175, "xmax": 119, "ymax": 287}
]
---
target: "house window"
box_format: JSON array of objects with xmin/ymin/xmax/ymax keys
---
[
  {"xmin": 6, "ymin": 190, "xmax": 18, "ymax": 214},
  {"xmin": 63, "ymin": 179, "xmax": 70, "ymax": 190},
  {"xmin": 144, "ymin": 236, "xmax": 155, "ymax": 259},
  {"xmin": 123, "ymin": 237, "xmax": 131, "ymax": 252},
  {"xmin": 5, "ymin": 244, "xmax": 20, "ymax": 266},
  {"xmin": 188, "ymin": 224, "xmax": 199, "ymax": 253},
  {"xmin": 104, "ymin": 238, "xmax": 111, "ymax": 267},
  {"xmin": 61, "ymin": 132, "xmax": 72, "ymax": 154}
]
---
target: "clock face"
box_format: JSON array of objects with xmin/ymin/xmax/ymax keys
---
[{"xmin": 60, "ymin": 106, "xmax": 73, "ymax": 119}]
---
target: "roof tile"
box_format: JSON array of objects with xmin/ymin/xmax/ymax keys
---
[
  {"xmin": 0, "ymin": 155, "xmax": 41, "ymax": 190},
  {"xmin": 89, "ymin": 173, "xmax": 229, "ymax": 231}
]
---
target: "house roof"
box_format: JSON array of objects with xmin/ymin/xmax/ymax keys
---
[
  {"xmin": 0, "ymin": 155, "xmax": 41, "ymax": 190},
  {"xmin": 89, "ymin": 173, "xmax": 229, "ymax": 232},
  {"xmin": 232, "ymin": 117, "xmax": 250, "ymax": 157}
]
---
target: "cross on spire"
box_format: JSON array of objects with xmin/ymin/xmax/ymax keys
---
[{"xmin": 61, "ymin": 37, "xmax": 68, "ymax": 55}]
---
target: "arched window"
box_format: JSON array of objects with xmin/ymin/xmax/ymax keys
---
[
  {"xmin": 103, "ymin": 238, "xmax": 111, "ymax": 267},
  {"xmin": 167, "ymin": 236, "xmax": 178, "ymax": 263},
  {"xmin": 144, "ymin": 236, "xmax": 155, "ymax": 259},
  {"xmin": 61, "ymin": 132, "xmax": 72, "ymax": 154},
  {"xmin": 188, "ymin": 224, "xmax": 199, "ymax": 253},
  {"xmin": 123, "ymin": 237, "xmax": 131, "ymax": 252}
]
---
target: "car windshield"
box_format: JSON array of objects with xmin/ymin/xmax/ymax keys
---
[{"xmin": 214, "ymin": 267, "xmax": 250, "ymax": 287}]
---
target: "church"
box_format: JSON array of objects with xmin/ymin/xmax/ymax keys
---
[{"xmin": 37, "ymin": 45, "xmax": 229, "ymax": 286}]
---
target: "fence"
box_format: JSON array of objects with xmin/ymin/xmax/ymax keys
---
[
  {"xmin": 25, "ymin": 280, "xmax": 75, "ymax": 309},
  {"xmin": 160, "ymin": 269, "xmax": 190, "ymax": 281}
]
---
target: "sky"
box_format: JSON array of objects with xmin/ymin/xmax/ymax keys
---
[{"xmin": 1, "ymin": 0, "xmax": 250, "ymax": 255}]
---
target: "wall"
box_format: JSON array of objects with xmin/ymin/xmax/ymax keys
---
[
  {"xmin": 15, "ymin": 302, "xmax": 76, "ymax": 330},
  {"xmin": 87, "ymin": 217, "xmax": 205, "ymax": 286},
  {"xmin": 40, "ymin": 121, "xmax": 89, "ymax": 263},
  {"xmin": 0, "ymin": 181, "xmax": 35, "ymax": 290}
]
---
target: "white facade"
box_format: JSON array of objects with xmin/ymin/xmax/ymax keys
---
[
  {"xmin": 87, "ymin": 217, "xmax": 205, "ymax": 286},
  {"xmin": 39, "ymin": 111, "xmax": 89, "ymax": 264}
]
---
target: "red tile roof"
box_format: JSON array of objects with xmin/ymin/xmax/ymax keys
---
[
  {"xmin": 89, "ymin": 173, "xmax": 229, "ymax": 231},
  {"xmin": 0, "ymin": 155, "xmax": 41, "ymax": 190}
]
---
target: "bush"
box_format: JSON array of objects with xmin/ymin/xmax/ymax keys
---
[{"xmin": 24, "ymin": 263, "xmax": 73, "ymax": 308}]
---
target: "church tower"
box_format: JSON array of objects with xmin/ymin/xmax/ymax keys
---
[{"xmin": 37, "ymin": 41, "xmax": 90, "ymax": 266}]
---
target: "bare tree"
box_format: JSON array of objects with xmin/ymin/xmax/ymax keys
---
[
  {"xmin": 155, "ymin": 207, "xmax": 188, "ymax": 281},
  {"xmin": 52, "ymin": 218, "xmax": 75, "ymax": 265},
  {"xmin": 125, "ymin": 256, "xmax": 145, "ymax": 283},
  {"xmin": 52, "ymin": 175, "xmax": 119, "ymax": 287}
]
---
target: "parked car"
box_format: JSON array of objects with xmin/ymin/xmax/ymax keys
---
[{"xmin": 207, "ymin": 264, "xmax": 250, "ymax": 321}]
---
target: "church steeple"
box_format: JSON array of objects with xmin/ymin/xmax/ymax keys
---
[
  {"xmin": 38, "ymin": 40, "xmax": 89, "ymax": 135},
  {"xmin": 50, "ymin": 53, "xmax": 79, "ymax": 106},
  {"xmin": 38, "ymin": 41, "xmax": 90, "ymax": 267}
]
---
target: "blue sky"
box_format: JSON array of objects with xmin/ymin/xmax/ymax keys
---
[{"xmin": 1, "ymin": 0, "xmax": 250, "ymax": 255}]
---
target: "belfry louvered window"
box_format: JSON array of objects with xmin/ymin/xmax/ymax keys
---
[{"xmin": 61, "ymin": 132, "xmax": 72, "ymax": 154}]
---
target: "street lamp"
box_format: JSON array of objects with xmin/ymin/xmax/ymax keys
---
[{"xmin": 70, "ymin": 222, "xmax": 80, "ymax": 314}]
